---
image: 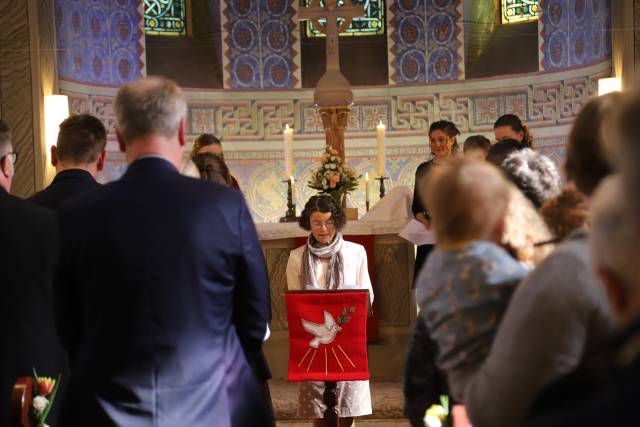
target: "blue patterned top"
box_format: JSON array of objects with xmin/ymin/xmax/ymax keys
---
[{"xmin": 416, "ymin": 241, "xmax": 527, "ymax": 374}]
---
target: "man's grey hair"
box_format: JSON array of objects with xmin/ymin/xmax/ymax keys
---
[
  {"xmin": 502, "ymin": 148, "xmax": 561, "ymax": 209},
  {"xmin": 114, "ymin": 76, "xmax": 187, "ymax": 143},
  {"xmin": 589, "ymin": 174, "xmax": 639, "ymax": 297},
  {"xmin": 0, "ymin": 119, "xmax": 11, "ymax": 157}
]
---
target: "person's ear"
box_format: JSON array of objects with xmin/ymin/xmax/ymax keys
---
[
  {"xmin": 597, "ymin": 265, "xmax": 627, "ymax": 323},
  {"xmin": 96, "ymin": 150, "xmax": 106, "ymax": 172},
  {"xmin": 1, "ymin": 155, "xmax": 13, "ymax": 178},
  {"xmin": 178, "ymin": 118, "xmax": 186, "ymax": 147},
  {"xmin": 50, "ymin": 145, "xmax": 58, "ymax": 167},
  {"xmin": 517, "ymin": 130, "xmax": 525, "ymax": 142},
  {"xmin": 116, "ymin": 129, "xmax": 126, "ymax": 153}
]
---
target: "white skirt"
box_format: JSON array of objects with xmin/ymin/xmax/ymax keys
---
[{"xmin": 297, "ymin": 380, "xmax": 373, "ymax": 418}]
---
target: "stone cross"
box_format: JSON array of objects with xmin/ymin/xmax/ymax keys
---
[{"xmin": 299, "ymin": 0, "xmax": 364, "ymax": 73}]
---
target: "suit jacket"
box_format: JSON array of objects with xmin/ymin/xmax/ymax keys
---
[
  {"xmin": 30, "ymin": 169, "xmax": 100, "ymax": 209},
  {"xmin": 55, "ymin": 157, "xmax": 272, "ymax": 427},
  {"xmin": 0, "ymin": 188, "xmax": 67, "ymax": 427}
]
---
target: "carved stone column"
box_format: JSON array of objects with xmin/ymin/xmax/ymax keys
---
[{"xmin": 319, "ymin": 105, "xmax": 350, "ymax": 159}]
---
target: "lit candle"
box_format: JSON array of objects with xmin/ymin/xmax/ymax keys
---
[
  {"xmin": 365, "ymin": 172, "xmax": 370, "ymax": 204},
  {"xmin": 290, "ymin": 175, "xmax": 295, "ymax": 202},
  {"xmin": 284, "ymin": 124, "xmax": 294, "ymax": 178},
  {"xmin": 376, "ymin": 120, "xmax": 386, "ymax": 176}
]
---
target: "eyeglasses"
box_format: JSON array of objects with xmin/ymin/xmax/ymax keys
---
[
  {"xmin": 2, "ymin": 151, "xmax": 17, "ymax": 166},
  {"xmin": 310, "ymin": 220, "xmax": 336, "ymax": 229}
]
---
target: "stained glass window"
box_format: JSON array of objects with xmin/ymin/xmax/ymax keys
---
[
  {"xmin": 501, "ymin": 0, "xmax": 540, "ymax": 24},
  {"xmin": 144, "ymin": 0, "xmax": 187, "ymax": 36},
  {"xmin": 305, "ymin": 0, "xmax": 385, "ymax": 38}
]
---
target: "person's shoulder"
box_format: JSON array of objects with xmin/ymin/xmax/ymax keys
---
[
  {"xmin": 1, "ymin": 191, "xmax": 56, "ymax": 226},
  {"xmin": 342, "ymin": 240, "xmax": 366, "ymax": 254},
  {"xmin": 415, "ymin": 160, "xmax": 433, "ymax": 174},
  {"xmin": 288, "ymin": 244, "xmax": 306, "ymax": 262}
]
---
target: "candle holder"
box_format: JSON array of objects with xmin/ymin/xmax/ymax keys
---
[
  {"xmin": 279, "ymin": 179, "xmax": 298, "ymax": 223},
  {"xmin": 376, "ymin": 176, "xmax": 389, "ymax": 199},
  {"xmin": 365, "ymin": 200, "xmax": 370, "ymax": 212}
]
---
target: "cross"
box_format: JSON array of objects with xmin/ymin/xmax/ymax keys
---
[{"xmin": 299, "ymin": 0, "xmax": 365, "ymax": 73}]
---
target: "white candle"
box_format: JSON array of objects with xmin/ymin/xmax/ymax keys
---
[
  {"xmin": 284, "ymin": 124, "xmax": 294, "ymax": 178},
  {"xmin": 365, "ymin": 172, "xmax": 370, "ymax": 203},
  {"xmin": 376, "ymin": 120, "xmax": 386, "ymax": 176}
]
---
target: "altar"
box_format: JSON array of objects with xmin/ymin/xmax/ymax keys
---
[{"xmin": 258, "ymin": 187, "xmax": 418, "ymax": 381}]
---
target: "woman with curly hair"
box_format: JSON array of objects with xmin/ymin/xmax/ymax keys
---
[{"xmin": 286, "ymin": 195, "xmax": 374, "ymax": 427}]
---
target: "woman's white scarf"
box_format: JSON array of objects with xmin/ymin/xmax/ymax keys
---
[{"xmin": 301, "ymin": 232, "xmax": 345, "ymax": 291}]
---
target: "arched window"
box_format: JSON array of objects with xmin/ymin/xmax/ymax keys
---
[
  {"xmin": 501, "ymin": 0, "xmax": 540, "ymax": 24},
  {"xmin": 305, "ymin": 0, "xmax": 385, "ymax": 37},
  {"xmin": 144, "ymin": 0, "xmax": 189, "ymax": 36}
]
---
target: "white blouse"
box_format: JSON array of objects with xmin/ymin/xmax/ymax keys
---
[{"xmin": 286, "ymin": 240, "xmax": 374, "ymax": 305}]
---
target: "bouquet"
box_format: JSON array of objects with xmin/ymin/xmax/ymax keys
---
[
  {"xmin": 308, "ymin": 145, "xmax": 359, "ymax": 205},
  {"xmin": 32, "ymin": 369, "xmax": 61, "ymax": 427}
]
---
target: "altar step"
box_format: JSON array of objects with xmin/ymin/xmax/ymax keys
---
[{"xmin": 271, "ymin": 380, "xmax": 408, "ymax": 425}]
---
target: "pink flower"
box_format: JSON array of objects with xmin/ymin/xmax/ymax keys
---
[{"xmin": 329, "ymin": 174, "xmax": 340, "ymax": 189}]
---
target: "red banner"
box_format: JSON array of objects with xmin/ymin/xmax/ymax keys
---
[{"xmin": 286, "ymin": 290, "xmax": 370, "ymax": 382}]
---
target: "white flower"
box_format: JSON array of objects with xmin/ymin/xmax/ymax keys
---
[{"xmin": 33, "ymin": 395, "xmax": 49, "ymax": 414}]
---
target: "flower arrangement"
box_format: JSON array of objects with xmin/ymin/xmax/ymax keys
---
[
  {"xmin": 308, "ymin": 145, "xmax": 359, "ymax": 205},
  {"xmin": 32, "ymin": 369, "xmax": 61, "ymax": 427}
]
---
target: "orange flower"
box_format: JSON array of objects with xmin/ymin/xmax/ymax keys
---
[{"xmin": 37, "ymin": 377, "xmax": 56, "ymax": 396}]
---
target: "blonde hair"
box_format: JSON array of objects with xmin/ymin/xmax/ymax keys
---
[{"xmin": 422, "ymin": 158, "xmax": 511, "ymax": 246}]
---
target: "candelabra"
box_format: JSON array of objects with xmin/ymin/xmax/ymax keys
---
[
  {"xmin": 279, "ymin": 179, "xmax": 298, "ymax": 222},
  {"xmin": 376, "ymin": 176, "xmax": 389, "ymax": 199}
]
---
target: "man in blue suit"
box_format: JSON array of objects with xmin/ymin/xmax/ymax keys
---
[
  {"xmin": 55, "ymin": 77, "xmax": 272, "ymax": 427},
  {"xmin": 30, "ymin": 113, "xmax": 106, "ymax": 209}
]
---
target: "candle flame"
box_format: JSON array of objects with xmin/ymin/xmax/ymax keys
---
[
  {"xmin": 290, "ymin": 176, "xmax": 295, "ymax": 183},
  {"xmin": 365, "ymin": 172, "xmax": 369, "ymax": 180},
  {"xmin": 379, "ymin": 120, "xmax": 383, "ymax": 126},
  {"xmin": 285, "ymin": 124, "xmax": 290, "ymax": 130}
]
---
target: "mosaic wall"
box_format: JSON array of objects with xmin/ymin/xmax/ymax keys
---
[
  {"xmin": 55, "ymin": 0, "xmax": 145, "ymax": 85},
  {"xmin": 388, "ymin": 0, "xmax": 464, "ymax": 84},
  {"xmin": 221, "ymin": 0, "xmax": 301, "ymax": 89},
  {"xmin": 540, "ymin": 0, "xmax": 612, "ymax": 71},
  {"xmin": 61, "ymin": 60, "xmax": 610, "ymax": 222}
]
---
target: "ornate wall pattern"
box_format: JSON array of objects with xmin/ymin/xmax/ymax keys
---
[
  {"xmin": 388, "ymin": 0, "xmax": 464, "ymax": 84},
  {"xmin": 221, "ymin": 0, "xmax": 301, "ymax": 89},
  {"xmin": 55, "ymin": 0, "xmax": 145, "ymax": 85},
  {"xmin": 60, "ymin": 60, "xmax": 610, "ymax": 222},
  {"xmin": 540, "ymin": 0, "xmax": 611, "ymax": 71}
]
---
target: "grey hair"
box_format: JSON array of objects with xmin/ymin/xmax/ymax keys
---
[
  {"xmin": 502, "ymin": 148, "xmax": 561, "ymax": 208},
  {"xmin": 114, "ymin": 76, "xmax": 187, "ymax": 143},
  {"xmin": 0, "ymin": 119, "xmax": 10, "ymax": 156},
  {"xmin": 589, "ymin": 175, "xmax": 639, "ymax": 297}
]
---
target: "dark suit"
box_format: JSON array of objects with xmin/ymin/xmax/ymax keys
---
[
  {"xmin": 30, "ymin": 169, "xmax": 100, "ymax": 209},
  {"xmin": 0, "ymin": 188, "xmax": 66, "ymax": 427},
  {"xmin": 55, "ymin": 157, "xmax": 272, "ymax": 427}
]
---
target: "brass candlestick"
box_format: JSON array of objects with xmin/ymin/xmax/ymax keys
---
[
  {"xmin": 377, "ymin": 176, "xmax": 389, "ymax": 199},
  {"xmin": 279, "ymin": 179, "xmax": 297, "ymax": 223}
]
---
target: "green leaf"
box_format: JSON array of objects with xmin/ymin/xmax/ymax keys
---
[
  {"xmin": 337, "ymin": 317, "xmax": 343, "ymax": 323},
  {"xmin": 40, "ymin": 373, "xmax": 62, "ymax": 422},
  {"xmin": 343, "ymin": 316, "xmax": 351, "ymax": 323},
  {"xmin": 342, "ymin": 307, "xmax": 347, "ymax": 316},
  {"xmin": 349, "ymin": 306, "xmax": 356, "ymax": 313}
]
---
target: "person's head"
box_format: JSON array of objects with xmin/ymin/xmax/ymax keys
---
[
  {"xmin": 486, "ymin": 138, "xmax": 527, "ymax": 168},
  {"xmin": 463, "ymin": 135, "xmax": 491, "ymax": 161},
  {"xmin": 603, "ymin": 90, "xmax": 640, "ymax": 217},
  {"xmin": 422, "ymin": 157, "xmax": 511, "ymax": 246},
  {"xmin": 493, "ymin": 114, "xmax": 533, "ymax": 147},
  {"xmin": 589, "ymin": 175, "xmax": 640, "ymax": 327},
  {"xmin": 429, "ymin": 120, "xmax": 460, "ymax": 160},
  {"xmin": 502, "ymin": 148, "xmax": 561, "ymax": 209},
  {"xmin": 191, "ymin": 133, "xmax": 223, "ymax": 160},
  {"xmin": 52, "ymin": 114, "xmax": 107, "ymax": 176},
  {"xmin": 0, "ymin": 119, "xmax": 15, "ymax": 192},
  {"xmin": 565, "ymin": 92, "xmax": 620, "ymax": 197},
  {"xmin": 299, "ymin": 195, "xmax": 347, "ymax": 245},
  {"xmin": 540, "ymin": 185, "xmax": 589, "ymax": 242},
  {"xmin": 193, "ymin": 152, "xmax": 232, "ymax": 186},
  {"xmin": 113, "ymin": 76, "xmax": 187, "ymax": 166}
]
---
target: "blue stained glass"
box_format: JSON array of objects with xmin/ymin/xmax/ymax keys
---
[
  {"xmin": 144, "ymin": 0, "xmax": 186, "ymax": 36},
  {"xmin": 305, "ymin": 0, "xmax": 385, "ymax": 38}
]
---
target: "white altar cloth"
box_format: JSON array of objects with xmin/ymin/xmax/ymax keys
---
[{"xmin": 255, "ymin": 186, "xmax": 413, "ymax": 241}]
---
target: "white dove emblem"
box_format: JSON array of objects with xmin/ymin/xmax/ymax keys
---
[{"xmin": 301, "ymin": 310, "xmax": 342, "ymax": 348}]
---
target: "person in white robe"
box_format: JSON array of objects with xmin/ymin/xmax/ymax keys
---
[{"xmin": 286, "ymin": 194, "xmax": 374, "ymax": 427}]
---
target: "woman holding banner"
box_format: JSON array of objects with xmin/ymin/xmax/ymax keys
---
[{"xmin": 286, "ymin": 195, "xmax": 374, "ymax": 427}]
